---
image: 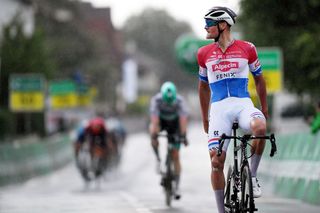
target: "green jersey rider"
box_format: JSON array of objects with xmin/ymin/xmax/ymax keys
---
[{"xmin": 149, "ymin": 81, "xmax": 189, "ymax": 199}]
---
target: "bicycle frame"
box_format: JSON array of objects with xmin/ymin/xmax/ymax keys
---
[
  {"xmin": 229, "ymin": 122, "xmax": 243, "ymax": 211},
  {"xmin": 77, "ymin": 136, "xmax": 108, "ymax": 183},
  {"xmin": 219, "ymin": 122, "xmax": 277, "ymax": 213},
  {"xmin": 158, "ymin": 132, "xmax": 180, "ymax": 206}
]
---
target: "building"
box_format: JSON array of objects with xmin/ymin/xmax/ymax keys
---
[
  {"xmin": 78, "ymin": 2, "xmax": 124, "ymax": 110},
  {"xmin": 0, "ymin": 0, "xmax": 34, "ymax": 39}
]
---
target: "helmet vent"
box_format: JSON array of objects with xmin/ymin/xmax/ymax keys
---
[{"xmin": 211, "ymin": 11, "xmax": 224, "ymax": 17}]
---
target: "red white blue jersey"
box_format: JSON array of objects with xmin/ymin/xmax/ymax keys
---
[{"xmin": 197, "ymin": 40, "xmax": 262, "ymax": 103}]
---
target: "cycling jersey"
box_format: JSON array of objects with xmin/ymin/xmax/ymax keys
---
[
  {"xmin": 197, "ymin": 40, "xmax": 262, "ymax": 102},
  {"xmin": 149, "ymin": 93, "xmax": 188, "ymax": 121}
]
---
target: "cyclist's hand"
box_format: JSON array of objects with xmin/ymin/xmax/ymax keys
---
[
  {"xmin": 183, "ymin": 139, "xmax": 189, "ymax": 146},
  {"xmin": 180, "ymin": 135, "xmax": 188, "ymax": 146}
]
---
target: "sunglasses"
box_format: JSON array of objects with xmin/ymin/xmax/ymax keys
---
[{"xmin": 205, "ymin": 19, "xmax": 219, "ymax": 28}]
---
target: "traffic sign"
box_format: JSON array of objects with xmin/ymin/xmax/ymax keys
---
[
  {"xmin": 49, "ymin": 80, "xmax": 77, "ymax": 109},
  {"xmin": 9, "ymin": 74, "xmax": 45, "ymax": 112}
]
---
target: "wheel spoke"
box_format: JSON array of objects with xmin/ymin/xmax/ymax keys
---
[{"xmin": 240, "ymin": 165, "xmax": 255, "ymax": 212}]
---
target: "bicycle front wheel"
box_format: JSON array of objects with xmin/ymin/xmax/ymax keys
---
[
  {"xmin": 240, "ymin": 165, "xmax": 255, "ymax": 213},
  {"xmin": 164, "ymin": 154, "xmax": 174, "ymax": 206}
]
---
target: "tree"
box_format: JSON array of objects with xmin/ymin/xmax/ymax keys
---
[
  {"xmin": 33, "ymin": 0, "xmax": 124, "ymax": 107},
  {"xmin": 122, "ymin": 8, "xmax": 195, "ymax": 90},
  {"xmin": 0, "ymin": 18, "xmax": 53, "ymax": 138},
  {"xmin": 239, "ymin": 0, "xmax": 320, "ymax": 99},
  {"xmin": 33, "ymin": 0, "xmax": 95, "ymax": 78}
]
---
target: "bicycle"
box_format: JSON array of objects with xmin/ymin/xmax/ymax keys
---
[
  {"xmin": 77, "ymin": 136, "xmax": 108, "ymax": 183},
  {"xmin": 217, "ymin": 121, "xmax": 277, "ymax": 213},
  {"xmin": 158, "ymin": 132, "xmax": 184, "ymax": 207}
]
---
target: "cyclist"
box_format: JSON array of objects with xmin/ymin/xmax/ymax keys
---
[
  {"xmin": 197, "ymin": 6, "xmax": 268, "ymax": 213},
  {"xmin": 74, "ymin": 117, "xmax": 113, "ymax": 161},
  {"xmin": 149, "ymin": 81, "xmax": 189, "ymax": 199}
]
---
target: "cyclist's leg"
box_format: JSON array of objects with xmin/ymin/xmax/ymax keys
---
[
  {"xmin": 149, "ymin": 116, "xmax": 161, "ymax": 162},
  {"xmin": 208, "ymin": 101, "xmax": 233, "ymax": 213},
  {"xmin": 238, "ymin": 101, "xmax": 266, "ymax": 176},
  {"xmin": 238, "ymin": 99, "xmax": 266, "ymax": 197}
]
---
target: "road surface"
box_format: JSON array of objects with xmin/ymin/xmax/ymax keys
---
[{"xmin": 0, "ymin": 123, "xmax": 319, "ymax": 213}]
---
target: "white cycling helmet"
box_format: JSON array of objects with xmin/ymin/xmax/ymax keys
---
[{"xmin": 204, "ymin": 6, "xmax": 237, "ymax": 26}]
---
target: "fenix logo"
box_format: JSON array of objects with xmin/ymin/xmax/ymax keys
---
[{"xmin": 212, "ymin": 61, "xmax": 239, "ymax": 72}]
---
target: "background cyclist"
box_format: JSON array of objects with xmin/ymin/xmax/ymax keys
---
[
  {"xmin": 197, "ymin": 6, "xmax": 268, "ymax": 213},
  {"xmin": 149, "ymin": 81, "xmax": 189, "ymax": 199},
  {"xmin": 74, "ymin": 115, "xmax": 113, "ymax": 163}
]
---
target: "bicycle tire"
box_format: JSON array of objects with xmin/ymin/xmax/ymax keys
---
[
  {"xmin": 165, "ymin": 183, "xmax": 172, "ymax": 206},
  {"xmin": 225, "ymin": 166, "xmax": 233, "ymax": 209},
  {"xmin": 164, "ymin": 151, "xmax": 174, "ymax": 206},
  {"xmin": 164, "ymin": 172, "xmax": 173, "ymax": 206},
  {"xmin": 240, "ymin": 165, "xmax": 255, "ymax": 213}
]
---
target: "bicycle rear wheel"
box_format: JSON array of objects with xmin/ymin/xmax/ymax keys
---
[{"xmin": 240, "ymin": 165, "xmax": 255, "ymax": 213}]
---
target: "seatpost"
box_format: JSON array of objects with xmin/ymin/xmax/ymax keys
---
[
  {"xmin": 232, "ymin": 121, "xmax": 239, "ymax": 133},
  {"xmin": 232, "ymin": 121, "xmax": 239, "ymax": 178}
]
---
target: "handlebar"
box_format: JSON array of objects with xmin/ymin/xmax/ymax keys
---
[
  {"xmin": 217, "ymin": 133, "xmax": 277, "ymax": 157},
  {"xmin": 156, "ymin": 133, "xmax": 187, "ymax": 144}
]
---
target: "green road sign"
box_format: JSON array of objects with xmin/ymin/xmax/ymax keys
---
[
  {"xmin": 258, "ymin": 48, "xmax": 282, "ymax": 70},
  {"xmin": 9, "ymin": 74, "xmax": 45, "ymax": 112},
  {"xmin": 175, "ymin": 34, "xmax": 211, "ymax": 75},
  {"xmin": 10, "ymin": 74, "xmax": 45, "ymax": 91},
  {"xmin": 49, "ymin": 80, "xmax": 76, "ymax": 95},
  {"xmin": 49, "ymin": 80, "xmax": 77, "ymax": 109}
]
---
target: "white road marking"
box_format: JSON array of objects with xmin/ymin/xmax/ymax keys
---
[{"xmin": 119, "ymin": 191, "xmax": 154, "ymax": 213}]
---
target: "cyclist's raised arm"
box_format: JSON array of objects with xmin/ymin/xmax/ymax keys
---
[{"xmin": 198, "ymin": 80, "xmax": 210, "ymax": 133}]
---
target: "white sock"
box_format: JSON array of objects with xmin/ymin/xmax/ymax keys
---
[
  {"xmin": 250, "ymin": 154, "xmax": 262, "ymax": 177},
  {"xmin": 214, "ymin": 189, "xmax": 225, "ymax": 213}
]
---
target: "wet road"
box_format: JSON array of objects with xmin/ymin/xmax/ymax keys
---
[{"xmin": 1, "ymin": 123, "xmax": 319, "ymax": 212}]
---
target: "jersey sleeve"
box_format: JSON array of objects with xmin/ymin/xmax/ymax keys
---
[
  {"xmin": 197, "ymin": 47, "xmax": 209, "ymax": 83},
  {"xmin": 247, "ymin": 42, "xmax": 262, "ymax": 76}
]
